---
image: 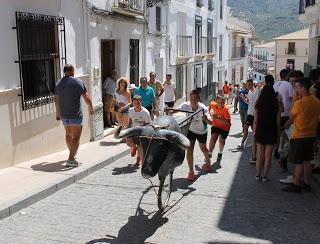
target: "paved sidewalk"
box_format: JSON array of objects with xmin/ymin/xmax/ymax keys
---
[
  {"xmin": 0, "ymin": 113, "xmax": 186, "ymax": 220},
  {"xmin": 0, "ymin": 130, "xmax": 130, "ymax": 220}
]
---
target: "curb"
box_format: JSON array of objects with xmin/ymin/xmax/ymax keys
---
[{"xmin": 0, "ymin": 148, "xmax": 130, "ymax": 221}]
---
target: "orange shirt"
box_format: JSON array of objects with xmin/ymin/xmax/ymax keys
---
[
  {"xmin": 210, "ymin": 101, "xmax": 231, "ymax": 131},
  {"xmin": 291, "ymin": 95, "xmax": 320, "ymax": 139},
  {"xmin": 223, "ymin": 85, "xmax": 230, "ymax": 94}
]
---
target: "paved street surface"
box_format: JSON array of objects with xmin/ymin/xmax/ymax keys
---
[{"xmin": 0, "ymin": 114, "xmax": 320, "ymax": 244}]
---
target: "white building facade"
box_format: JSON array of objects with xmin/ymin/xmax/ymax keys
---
[
  {"xmin": 0, "ymin": 0, "xmax": 92, "ymax": 170},
  {"xmin": 299, "ymin": 0, "xmax": 320, "ymax": 75},
  {"xmin": 274, "ymin": 29, "xmax": 309, "ymax": 80},
  {"xmin": 252, "ymin": 42, "xmax": 275, "ymax": 82},
  {"xmin": 225, "ymin": 16, "xmax": 253, "ymax": 87},
  {"xmin": 0, "ymin": 0, "xmax": 233, "ymax": 170}
]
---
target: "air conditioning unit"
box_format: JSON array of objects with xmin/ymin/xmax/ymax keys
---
[{"xmin": 197, "ymin": 0, "xmax": 204, "ymax": 7}]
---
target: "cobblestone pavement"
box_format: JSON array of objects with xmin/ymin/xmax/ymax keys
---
[{"xmin": 0, "ymin": 114, "xmax": 320, "ymax": 244}]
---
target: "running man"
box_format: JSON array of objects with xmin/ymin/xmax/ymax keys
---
[
  {"xmin": 208, "ymin": 95, "xmax": 231, "ymax": 162},
  {"xmin": 175, "ymin": 90, "xmax": 211, "ymax": 181},
  {"xmin": 127, "ymin": 95, "xmax": 151, "ymax": 166}
]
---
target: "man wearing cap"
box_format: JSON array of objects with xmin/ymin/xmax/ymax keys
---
[{"xmin": 148, "ymin": 72, "xmax": 164, "ymax": 119}]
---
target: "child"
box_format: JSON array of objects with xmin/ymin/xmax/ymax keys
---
[
  {"xmin": 175, "ymin": 90, "xmax": 211, "ymax": 181},
  {"xmin": 127, "ymin": 95, "xmax": 151, "ymax": 166},
  {"xmin": 208, "ymin": 95, "xmax": 231, "ymax": 162}
]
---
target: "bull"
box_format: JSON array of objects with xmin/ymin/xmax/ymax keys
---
[{"xmin": 118, "ymin": 115, "xmax": 190, "ymax": 180}]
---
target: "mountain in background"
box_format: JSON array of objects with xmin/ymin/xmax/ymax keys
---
[{"xmin": 227, "ymin": 0, "xmax": 306, "ymax": 43}]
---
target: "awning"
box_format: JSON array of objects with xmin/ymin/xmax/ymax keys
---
[{"xmin": 237, "ymin": 33, "xmax": 252, "ymax": 37}]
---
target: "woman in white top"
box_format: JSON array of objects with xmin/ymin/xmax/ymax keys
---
[
  {"xmin": 163, "ymin": 74, "xmax": 176, "ymax": 109},
  {"xmin": 114, "ymin": 77, "xmax": 131, "ymax": 130}
]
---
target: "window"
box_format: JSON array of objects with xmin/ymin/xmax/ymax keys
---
[
  {"xmin": 194, "ymin": 64, "xmax": 203, "ymax": 89},
  {"xmin": 156, "ymin": 6, "xmax": 161, "ymax": 32},
  {"xmin": 286, "ymin": 59, "xmax": 295, "ymax": 70},
  {"xmin": 219, "ymin": 35, "xmax": 223, "ymax": 61},
  {"xmin": 207, "ymin": 19, "xmax": 213, "ymax": 54},
  {"xmin": 240, "ymin": 65, "xmax": 244, "ymax": 81},
  {"xmin": 220, "ymin": 0, "xmax": 223, "ymax": 19},
  {"xmin": 232, "ymin": 68, "xmax": 236, "ymax": 83},
  {"xmin": 207, "ymin": 62, "xmax": 215, "ymax": 100},
  {"xmin": 130, "ymin": 39, "xmax": 139, "ymax": 85},
  {"xmin": 287, "ymin": 42, "xmax": 296, "ymax": 55},
  {"xmin": 15, "ymin": 12, "xmax": 66, "ymax": 110},
  {"xmin": 317, "ymin": 41, "xmax": 320, "ymax": 66},
  {"xmin": 208, "ymin": 0, "xmax": 214, "ymax": 11},
  {"xmin": 195, "ymin": 16, "xmax": 202, "ymax": 54},
  {"xmin": 176, "ymin": 66, "xmax": 184, "ymax": 99}
]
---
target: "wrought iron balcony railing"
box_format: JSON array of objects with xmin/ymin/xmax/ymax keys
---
[
  {"xmin": 195, "ymin": 37, "xmax": 217, "ymax": 55},
  {"xmin": 285, "ymin": 48, "xmax": 297, "ymax": 55},
  {"xmin": 177, "ymin": 35, "xmax": 193, "ymax": 58},
  {"xmin": 232, "ymin": 47, "xmax": 247, "ymax": 59},
  {"xmin": 113, "ymin": 0, "xmax": 145, "ymax": 14}
]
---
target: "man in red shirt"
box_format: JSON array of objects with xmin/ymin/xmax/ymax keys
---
[
  {"xmin": 223, "ymin": 81, "xmax": 231, "ymax": 104},
  {"xmin": 208, "ymin": 95, "xmax": 231, "ymax": 162}
]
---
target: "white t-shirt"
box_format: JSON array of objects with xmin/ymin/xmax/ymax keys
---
[
  {"xmin": 278, "ymin": 81, "xmax": 293, "ymax": 117},
  {"xmin": 164, "ymin": 83, "xmax": 176, "ymax": 103},
  {"xmin": 177, "ymin": 102, "xmax": 208, "ymax": 135},
  {"xmin": 247, "ymin": 88, "xmax": 260, "ymax": 115},
  {"xmin": 273, "ymin": 80, "xmax": 284, "ymax": 93},
  {"xmin": 129, "ymin": 107, "xmax": 151, "ymax": 127}
]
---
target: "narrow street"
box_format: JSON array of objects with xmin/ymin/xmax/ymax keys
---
[{"xmin": 0, "ymin": 114, "xmax": 319, "ymax": 244}]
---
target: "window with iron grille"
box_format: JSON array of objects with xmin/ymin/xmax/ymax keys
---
[
  {"xmin": 156, "ymin": 6, "xmax": 161, "ymax": 32},
  {"xmin": 15, "ymin": 11, "xmax": 66, "ymax": 110}
]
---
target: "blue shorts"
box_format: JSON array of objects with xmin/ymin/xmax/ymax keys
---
[{"xmin": 62, "ymin": 118, "xmax": 83, "ymax": 126}]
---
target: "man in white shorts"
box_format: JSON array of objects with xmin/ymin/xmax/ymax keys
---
[{"xmin": 127, "ymin": 95, "xmax": 151, "ymax": 166}]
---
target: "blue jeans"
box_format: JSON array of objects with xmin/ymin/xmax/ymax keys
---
[{"xmin": 62, "ymin": 118, "xmax": 83, "ymax": 126}]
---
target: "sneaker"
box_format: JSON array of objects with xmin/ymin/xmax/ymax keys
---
[
  {"xmin": 66, "ymin": 160, "xmax": 79, "ymax": 168},
  {"xmin": 130, "ymin": 147, "xmax": 137, "ymax": 157},
  {"xmin": 255, "ymin": 176, "xmax": 261, "ymax": 181},
  {"xmin": 282, "ymin": 184, "xmax": 301, "ymax": 193},
  {"xmin": 187, "ymin": 171, "xmax": 195, "ymax": 182},
  {"xmin": 217, "ymin": 153, "xmax": 223, "ymax": 161},
  {"xmin": 262, "ymin": 177, "xmax": 269, "ymax": 183},
  {"xmin": 238, "ymin": 144, "xmax": 244, "ymax": 149},
  {"xmin": 273, "ymin": 151, "xmax": 280, "ymax": 159},
  {"xmin": 66, "ymin": 160, "xmax": 74, "ymax": 167},
  {"xmin": 135, "ymin": 156, "xmax": 142, "ymax": 167},
  {"xmin": 279, "ymin": 175, "xmax": 294, "ymax": 184},
  {"xmin": 73, "ymin": 160, "xmax": 79, "ymax": 167},
  {"xmin": 250, "ymin": 157, "xmax": 257, "ymax": 164},
  {"xmin": 202, "ymin": 163, "xmax": 212, "ymax": 173}
]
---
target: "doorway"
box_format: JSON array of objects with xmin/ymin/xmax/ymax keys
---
[
  {"xmin": 130, "ymin": 39, "xmax": 139, "ymax": 85},
  {"xmin": 101, "ymin": 40, "xmax": 115, "ymax": 128}
]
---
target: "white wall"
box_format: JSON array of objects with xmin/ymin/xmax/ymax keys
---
[{"xmin": 275, "ymin": 39, "xmax": 309, "ymax": 77}]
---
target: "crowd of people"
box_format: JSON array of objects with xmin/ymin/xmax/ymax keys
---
[
  {"xmin": 233, "ymin": 68, "xmax": 320, "ymax": 192},
  {"xmin": 56, "ymin": 64, "xmax": 320, "ymax": 193}
]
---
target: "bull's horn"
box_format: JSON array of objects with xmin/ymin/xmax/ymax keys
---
[
  {"xmin": 118, "ymin": 127, "xmax": 144, "ymax": 138},
  {"xmin": 164, "ymin": 130, "xmax": 190, "ymax": 150}
]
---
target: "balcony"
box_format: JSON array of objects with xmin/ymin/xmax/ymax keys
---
[
  {"xmin": 299, "ymin": 0, "xmax": 316, "ymax": 14},
  {"xmin": 176, "ymin": 35, "xmax": 193, "ymax": 63},
  {"xmin": 112, "ymin": 0, "xmax": 145, "ymax": 16},
  {"xmin": 232, "ymin": 47, "xmax": 247, "ymax": 59},
  {"xmin": 285, "ymin": 48, "xmax": 296, "ymax": 55}
]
